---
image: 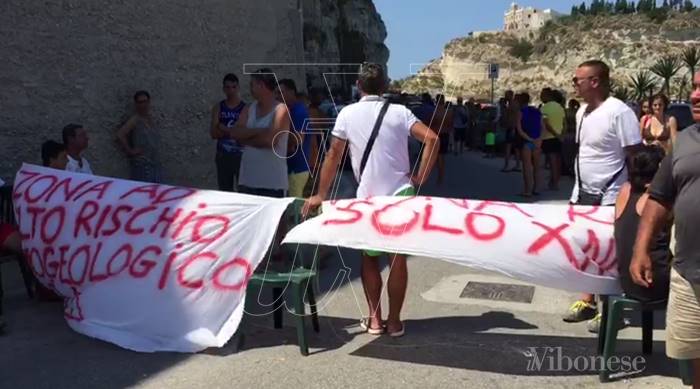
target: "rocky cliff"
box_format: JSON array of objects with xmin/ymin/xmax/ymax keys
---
[
  {"xmin": 0, "ymin": 0, "xmax": 388, "ymax": 187},
  {"xmin": 302, "ymin": 0, "xmax": 389, "ymax": 95},
  {"xmin": 401, "ymin": 11, "xmax": 700, "ymax": 102}
]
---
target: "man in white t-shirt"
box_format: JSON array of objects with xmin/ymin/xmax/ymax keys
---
[
  {"xmin": 62, "ymin": 123, "xmax": 93, "ymax": 175},
  {"xmin": 563, "ymin": 60, "xmax": 642, "ymax": 328},
  {"xmin": 303, "ymin": 63, "xmax": 438, "ymax": 337}
]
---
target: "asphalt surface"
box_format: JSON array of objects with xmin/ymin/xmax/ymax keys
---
[{"xmin": 0, "ymin": 151, "xmax": 686, "ymax": 388}]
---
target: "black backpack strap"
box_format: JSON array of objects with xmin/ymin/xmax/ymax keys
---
[
  {"xmin": 358, "ymin": 100, "xmax": 391, "ymax": 182},
  {"xmin": 603, "ymin": 164, "xmax": 626, "ymax": 193},
  {"xmin": 576, "ymin": 112, "xmax": 585, "ymax": 196},
  {"xmin": 576, "ymin": 110, "xmax": 626, "ymax": 199}
]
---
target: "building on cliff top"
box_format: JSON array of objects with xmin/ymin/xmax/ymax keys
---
[
  {"xmin": 503, "ymin": 2, "xmax": 561, "ymax": 32},
  {"xmin": 470, "ymin": 2, "xmax": 561, "ymax": 38}
]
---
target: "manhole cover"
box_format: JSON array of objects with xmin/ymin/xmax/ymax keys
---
[{"xmin": 460, "ymin": 281, "xmax": 535, "ymax": 303}]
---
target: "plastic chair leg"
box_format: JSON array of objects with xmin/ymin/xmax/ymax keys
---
[
  {"xmin": 597, "ymin": 295, "xmax": 609, "ymax": 355},
  {"xmin": 0, "ymin": 264, "xmax": 4, "ymax": 316},
  {"xmin": 679, "ymin": 359, "xmax": 694, "ymax": 386},
  {"xmin": 307, "ymin": 286, "xmax": 320, "ymax": 333},
  {"xmin": 641, "ymin": 310, "xmax": 653, "ymax": 355},
  {"xmin": 600, "ymin": 299, "xmax": 624, "ymax": 383},
  {"xmin": 273, "ymin": 287, "xmax": 283, "ymax": 329},
  {"xmin": 292, "ymin": 283, "xmax": 308, "ymax": 356}
]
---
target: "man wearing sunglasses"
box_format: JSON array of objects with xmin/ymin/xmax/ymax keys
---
[{"xmin": 563, "ymin": 60, "xmax": 642, "ymax": 328}]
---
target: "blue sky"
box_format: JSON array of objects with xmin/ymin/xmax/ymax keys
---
[{"xmin": 373, "ymin": 0, "xmax": 698, "ymax": 80}]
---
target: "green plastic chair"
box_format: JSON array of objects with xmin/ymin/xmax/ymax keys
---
[
  {"xmin": 598, "ymin": 296, "xmax": 670, "ymax": 382},
  {"xmin": 245, "ymin": 199, "xmax": 320, "ymax": 356},
  {"xmin": 678, "ymin": 359, "xmax": 693, "ymax": 386}
]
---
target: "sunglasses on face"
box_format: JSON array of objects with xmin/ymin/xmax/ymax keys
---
[
  {"xmin": 572, "ymin": 76, "xmax": 596, "ymax": 86},
  {"xmin": 136, "ymin": 99, "xmax": 150, "ymax": 104}
]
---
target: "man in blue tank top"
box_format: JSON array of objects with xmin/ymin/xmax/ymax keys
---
[
  {"xmin": 210, "ymin": 73, "xmax": 245, "ymax": 192},
  {"xmin": 279, "ymin": 79, "xmax": 312, "ymax": 198}
]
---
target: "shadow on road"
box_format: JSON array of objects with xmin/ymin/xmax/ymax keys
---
[
  {"xmin": 235, "ymin": 311, "xmax": 538, "ymax": 357},
  {"xmin": 350, "ymin": 318, "xmax": 678, "ymax": 380},
  {"xmin": 0, "ymin": 283, "xmax": 191, "ymax": 389}
]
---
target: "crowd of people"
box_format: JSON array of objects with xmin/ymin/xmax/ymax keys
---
[
  {"xmin": 2, "ymin": 57, "xmax": 700, "ymax": 385},
  {"xmin": 297, "ymin": 60, "xmax": 700, "ymax": 382}
]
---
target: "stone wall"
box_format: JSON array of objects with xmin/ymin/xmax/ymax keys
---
[{"xmin": 0, "ymin": 0, "xmax": 305, "ymax": 188}]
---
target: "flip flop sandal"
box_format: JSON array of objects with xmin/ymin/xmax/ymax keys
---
[
  {"xmin": 360, "ymin": 317, "xmax": 385, "ymax": 335},
  {"xmin": 388, "ymin": 323, "xmax": 405, "ymax": 338}
]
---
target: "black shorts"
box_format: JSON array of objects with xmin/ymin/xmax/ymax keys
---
[
  {"xmin": 542, "ymin": 138, "xmax": 562, "ymax": 154},
  {"xmin": 505, "ymin": 127, "xmax": 517, "ymax": 144},
  {"xmin": 512, "ymin": 133, "xmax": 525, "ymax": 149},
  {"xmin": 439, "ymin": 133, "xmax": 450, "ymax": 154},
  {"xmin": 454, "ymin": 127, "xmax": 467, "ymax": 143},
  {"xmin": 238, "ymin": 185, "xmax": 285, "ymax": 198}
]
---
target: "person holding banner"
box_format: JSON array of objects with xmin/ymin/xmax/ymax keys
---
[
  {"xmin": 41, "ymin": 140, "xmax": 69, "ymax": 170},
  {"xmin": 563, "ymin": 60, "xmax": 642, "ymax": 324},
  {"xmin": 583, "ymin": 144, "xmax": 671, "ymax": 333},
  {"xmin": 62, "ymin": 124, "xmax": 93, "ymax": 175},
  {"xmin": 302, "ymin": 63, "xmax": 438, "ymax": 337},
  {"xmin": 6, "ymin": 140, "xmax": 70, "ymax": 252},
  {"xmin": 632, "ymin": 70, "xmax": 700, "ymax": 386}
]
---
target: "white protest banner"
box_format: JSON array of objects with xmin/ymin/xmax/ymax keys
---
[
  {"xmin": 13, "ymin": 164, "xmax": 293, "ymax": 352},
  {"xmin": 284, "ymin": 196, "xmax": 621, "ymax": 294}
]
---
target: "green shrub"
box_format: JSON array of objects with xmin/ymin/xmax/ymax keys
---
[
  {"xmin": 648, "ymin": 8, "xmax": 669, "ymax": 24},
  {"xmin": 508, "ymin": 39, "xmax": 534, "ymax": 63}
]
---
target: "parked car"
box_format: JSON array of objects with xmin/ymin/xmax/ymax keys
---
[{"xmin": 668, "ymin": 103, "xmax": 694, "ymax": 131}]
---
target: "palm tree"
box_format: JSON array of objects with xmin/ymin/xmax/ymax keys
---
[
  {"xmin": 610, "ymin": 78, "xmax": 632, "ymax": 102},
  {"xmin": 682, "ymin": 46, "xmax": 699, "ymax": 79},
  {"xmin": 650, "ymin": 55, "xmax": 682, "ymax": 95},
  {"xmin": 676, "ymin": 76, "xmax": 689, "ymax": 101},
  {"xmin": 613, "ymin": 85, "xmax": 632, "ymax": 102},
  {"xmin": 629, "ymin": 71, "xmax": 657, "ymax": 101}
]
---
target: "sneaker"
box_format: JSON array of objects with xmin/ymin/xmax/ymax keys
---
[
  {"xmin": 562, "ymin": 300, "xmax": 597, "ymax": 323},
  {"xmin": 587, "ymin": 312, "xmax": 629, "ymax": 334},
  {"xmin": 587, "ymin": 312, "xmax": 602, "ymax": 333}
]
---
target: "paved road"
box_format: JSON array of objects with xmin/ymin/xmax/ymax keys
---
[{"xmin": 0, "ymin": 152, "xmax": 684, "ymax": 388}]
